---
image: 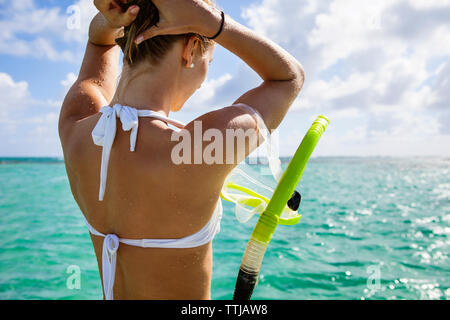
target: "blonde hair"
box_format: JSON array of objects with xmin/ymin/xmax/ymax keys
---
[{"xmin": 116, "ymin": 0, "xmax": 217, "ymax": 66}]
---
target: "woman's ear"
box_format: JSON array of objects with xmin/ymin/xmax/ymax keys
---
[{"xmin": 182, "ymin": 36, "xmax": 200, "ymax": 68}]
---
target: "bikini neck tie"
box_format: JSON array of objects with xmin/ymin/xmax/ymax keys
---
[
  {"xmin": 92, "ymin": 105, "xmax": 140, "ymax": 201},
  {"xmin": 91, "ymin": 104, "xmax": 185, "ymax": 201}
]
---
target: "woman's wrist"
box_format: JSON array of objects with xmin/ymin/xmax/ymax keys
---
[
  {"xmin": 207, "ymin": 10, "xmax": 225, "ymax": 40},
  {"xmin": 198, "ymin": 6, "xmax": 224, "ymax": 39}
]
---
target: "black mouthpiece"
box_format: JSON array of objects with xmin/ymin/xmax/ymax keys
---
[
  {"xmin": 287, "ymin": 190, "xmax": 301, "ymax": 211},
  {"xmin": 233, "ymin": 269, "xmax": 259, "ymax": 300}
]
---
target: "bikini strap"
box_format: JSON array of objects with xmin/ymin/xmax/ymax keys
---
[{"xmin": 91, "ymin": 104, "xmax": 187, "ymax": 201}]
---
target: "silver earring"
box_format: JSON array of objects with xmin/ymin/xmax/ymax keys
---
[{"xmin": 189, "ymin": 63, "xmax": 195, "ymax": 69}]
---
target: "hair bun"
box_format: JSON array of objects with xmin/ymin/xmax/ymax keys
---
[
  {"xmin": 115, "ymin": 0, "xmax": 160, "ymax": 64},
  {"xmin": 116, "ymin": 0, "xmax": 213, "ymax": 66}
]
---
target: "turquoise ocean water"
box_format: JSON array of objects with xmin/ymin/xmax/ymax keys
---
[{"xmin": 0, "ymin": 157, "xmax": 449, "ymax": 300}]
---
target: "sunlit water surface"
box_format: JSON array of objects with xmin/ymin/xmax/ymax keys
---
[{"xmin": 0, "ymin": 157, "xmax": 449, "ymax": 300}]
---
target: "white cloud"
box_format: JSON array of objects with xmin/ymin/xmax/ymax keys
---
[
  {"xmin": 240, "ymin": 0, "xmax": 450, "ymax": 156},
  {"xmin": 0, "ymin": 0, "xmax": 97, "ymax": 62},
  {"xmin": 408, "ymin": 0, "xmax": 450, "ymax": 9},
  {"xmin": 0, "ymin": 72, "xmax": 62, "ymax": 156},
  {"xmin": 185, "ymin": 73, "xmax": 233, "ymax": 109},
  {"xmin": 0, "ymin": 73, "xmax": 29, "ymax": 111},
  {"xmin": 61, "ymin": 72, "xmax": 78, "ymax": 95}
]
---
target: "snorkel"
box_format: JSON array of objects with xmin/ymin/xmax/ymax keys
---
[{"xmin": 232, "ymin": 115, "xmax": 329, "ymax": 300}]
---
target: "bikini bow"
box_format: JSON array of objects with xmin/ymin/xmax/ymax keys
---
[
  {"xmin": 92, "ymin": 105, "xmax": 140, "ymax": 201},
  {"xmin": 102, "ymin": 234, "xmax": 119, "ymax": 300}
]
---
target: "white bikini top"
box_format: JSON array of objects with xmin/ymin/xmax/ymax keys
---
[{"xmin": 86, "ymin": 103, "xmax": 276, "ymax": 300}]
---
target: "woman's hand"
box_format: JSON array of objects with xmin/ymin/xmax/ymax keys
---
[
  {"xmin": 135, "ymin": 0, "xmax": 222, "ymax": 44},
  {"xmin": 93, "ymin": 0, "xmax": 140, "ymax": 29}
]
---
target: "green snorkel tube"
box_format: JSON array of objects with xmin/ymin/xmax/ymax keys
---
[{"xmin": 233, "ymin": 115, "xmax": 329, "ymax": 300}]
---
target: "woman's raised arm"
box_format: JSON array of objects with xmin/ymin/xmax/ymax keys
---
[
  {"xmin": 135, "ymin": 0, "xmax": 304, "ymax": 130},
  {"xmin": 59, "ymin": 1, "xmax": 140, "ymax": 142},
  {"xmin": 135, "ymin": 0, "xmax": 304, "ymax": 178}
]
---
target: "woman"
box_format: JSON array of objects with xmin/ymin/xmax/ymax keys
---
[{"xmin": 58, "ymin": 0, "xmax": 304, "ymax": 300}]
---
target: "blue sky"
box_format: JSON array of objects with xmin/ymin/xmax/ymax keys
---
[{"xmin": 0, "ymin": 0, "xmax": 449, "ymax": 157}]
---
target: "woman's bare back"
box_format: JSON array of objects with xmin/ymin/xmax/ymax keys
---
[{"xmin": 64, "ymin": 114, "xmax": 223, "ymax": 299}]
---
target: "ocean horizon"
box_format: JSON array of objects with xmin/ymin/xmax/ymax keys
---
[{"xmin": 2, "ymin": 155, "xmax": 450, "ymax": 164}]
